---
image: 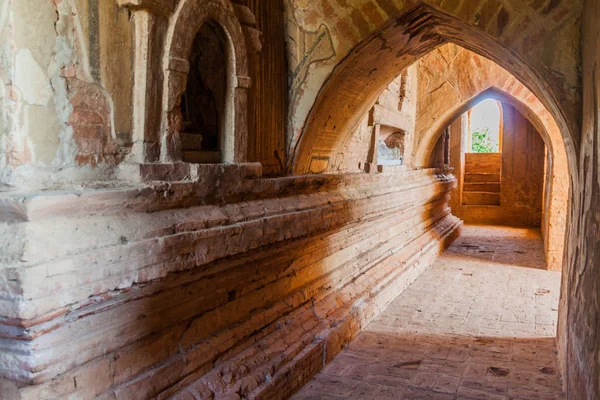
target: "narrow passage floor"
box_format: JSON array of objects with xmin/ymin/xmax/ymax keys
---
[{"xmin": 292, "ymin": 225, "xmax": 563, "ymax": 400}]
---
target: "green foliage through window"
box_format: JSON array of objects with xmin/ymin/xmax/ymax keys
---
[{"xmin": 471, "ymin": 127, "xmax": 497, "ymax": 153}]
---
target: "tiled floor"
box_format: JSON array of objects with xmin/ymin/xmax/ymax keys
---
[{"xmin": 292, "ymin": 225, "xmax": 563, "ymax": 399}]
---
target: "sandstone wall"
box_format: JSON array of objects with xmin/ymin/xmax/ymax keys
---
[
  {"xmin": 333, "ymin": 113, "xmax": 373, "ymax": 173},
  {"xmin": 0, "ymin": 169, "xmax": 460, "ymax": 399},
  {"xmin": 236, "ymin": 0, "xmax": 287, "ymax": 175},
  {"xmin": 560, "ymin": 0, "xmax": 600, "ymax": 395},
  {"xmin": 449, "ymin": 105, "xmax": 546, "ymax": 229}
]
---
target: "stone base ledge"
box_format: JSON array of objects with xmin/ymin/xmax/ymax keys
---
[
  {"xmin": 0, "ymin": 168, "xmax": 442, "ymax": 224},
  {"xmin": 0, "ymin": 190, "xmax": 460, "ymax": 399},
  {"xmin": 170, "ymin": 215, "xmax": 463, "ymax": 399},
  {"xmin": 0, "ymin": 171, "xmax": 458, "ymax": 399},
  {"xmin": 119, "ymin": 161, "xmax": 263, "ymax": 183}
]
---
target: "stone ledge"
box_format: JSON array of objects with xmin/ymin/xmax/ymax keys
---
[
  {"xmin": 171, "ymin": 215, "xmax": 463, "ymax": 399},
  {"xmin": 117, "ymin": 0, "xmax": 177, "ymax": 15},
  {"xmin": 2, "ymin": 176, "xmax": 454, "ymax": 322},
  {"xmin": 0, "ymin": 168, "xmax": 440, "ymax": 223},
  {"xmin": 0, "ymin": 171, "xmax": 458, "ymax": 399},
  {"xmin": 139, "ymin": 162, "xmax": 263, "ymax": 182},
  {"xmin": 0, "ymin": 188, "xmax": 455, "ymax": 394}
]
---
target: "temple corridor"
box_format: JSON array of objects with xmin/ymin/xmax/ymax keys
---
[
  {"xmin": 5, "ymin": 1, "xmax": 600, "ymax": 398},
  {"xmin": 293, "ymin": 226, "xmax": 562, "ymax": 399}
]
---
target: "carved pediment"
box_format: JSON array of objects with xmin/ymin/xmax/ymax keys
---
[{"xmin": 117, "ymin": 0, "xmax": 177, "ymax": 15}]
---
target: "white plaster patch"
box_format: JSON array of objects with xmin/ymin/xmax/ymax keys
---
[{"xmin": 15, "ymin": 49, "xmax": 52, "ymax": 106}]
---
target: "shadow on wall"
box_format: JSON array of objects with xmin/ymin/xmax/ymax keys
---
[{"xmin": 162, "ymin": 171, "xmax": 462, "ymax": 399}]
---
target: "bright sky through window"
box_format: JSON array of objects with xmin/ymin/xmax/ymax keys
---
[{"xmin": 469, "ymin": 99, "xmax": 501, "ymax": 153}]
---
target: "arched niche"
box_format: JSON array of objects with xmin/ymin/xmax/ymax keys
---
[{"xmin": 162, "ymin": 0, "xmax": 251, "ymax": 164}]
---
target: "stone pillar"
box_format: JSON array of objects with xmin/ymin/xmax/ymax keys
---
[
  {"xmin": 364, "ymin": 124, "xmax": 380, "ymax": 173},
  {"xmin": 118, "ymin": 0, "xmax": 173, "ymax": 168},
  {"xmin": 234, "ymin": 0, "xmax": 287, "ymax": 175},
  {"xmin": 443, "ymin": 127, "xmax": 450, "ymax": 169},
  {"xmin": 562, "ymin": 0, "xmax": 600, "ymax": 396}
]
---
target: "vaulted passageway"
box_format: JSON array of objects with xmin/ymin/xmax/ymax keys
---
[
  {"xmin": 3, "ymin": 1, "xmax": 599, "ymax": 399},
  {"xmin": 293, "ymin": 226, "xmax": 563, "ymax": 399}
]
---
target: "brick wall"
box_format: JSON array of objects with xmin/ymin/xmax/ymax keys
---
[
  {"xmin": 413, "ymin": 44, "xmax": 569, "ymax": 271},
  {"xmin": 334, "ymin": 115, "xmax": 372, "ymax": 173}
]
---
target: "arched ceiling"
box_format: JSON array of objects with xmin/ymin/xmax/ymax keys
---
[{"xmin": 288, "ymin": 4, "xmax": 580, "ymax": 177}]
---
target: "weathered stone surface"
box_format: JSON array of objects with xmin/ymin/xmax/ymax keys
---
[
  {"xmin": 0, "ymin": 169, "xmax": 460, "ymax": 399},
  {"xmin": 561, "ymin": 0, "xmax": 600, "ymax": 396},
  {"xmin": 14, "ymin": 50, "xmax": 52, "ymax": 106},
  {"xmin": 2, "ymin": 1, "xmax": 599, "ymax": 399}
]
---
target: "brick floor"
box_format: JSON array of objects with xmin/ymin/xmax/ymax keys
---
[{"xmin": 292, "ymin": 225, "xmax": 563, "ymax": 399}]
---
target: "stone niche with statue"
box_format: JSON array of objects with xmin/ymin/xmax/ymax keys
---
[{"xmin": 364, "ymin": 68, "xmax": 417, "ymax": 173}]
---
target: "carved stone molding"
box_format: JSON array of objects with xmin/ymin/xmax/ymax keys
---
[{"xmin": 117, "ymin": 0, "xmax": 176, "ymax": 15}]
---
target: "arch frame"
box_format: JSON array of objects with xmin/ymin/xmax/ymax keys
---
[
  {"xmin": 161, "ymin": 0, "xmax": 252, "ymax": 164},
  {"xmin": 418, "ymin": 87, "xmax": 561, "ymax": 166},
  {"xmin": 291, "ymin": 4, "xmax": 578, "ymax": 181},
  {"xmin": 463, "ymin": 98, "xmax": 504, "ymax": 156},
  {"xmin": 419, "ymin": 86, "xmax": 569, "ymax": 271}
]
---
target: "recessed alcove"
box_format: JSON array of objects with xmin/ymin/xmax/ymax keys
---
[{"xmin": 180, "ymin": 21, "xmax": 228, "ymax": 164}]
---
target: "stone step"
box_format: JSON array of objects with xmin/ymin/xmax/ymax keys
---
[
  {"xmin": 464, "ymin": 153, "xmax": 501, "ymax": 162},
  {"xmin": 464, "ymin": 164, "xmax": 501, "ymax": 174},
  {"xmin": 462, "ymin": 191, "xmax": 501, "ymax": 206},
  {"xmin": 180, "ymin": 133, "xmax": 203, "ymax": 151},
  {"xmin": 463, "ymin": 182, "xmax": 501, "ymax": 193},
  {"xmin": 463, "ymin": 173, "xmax": 501, "ymax": 183},
  {"xmin": 464, "ymin": 153, "xmax": 502, "ymax": 174}
]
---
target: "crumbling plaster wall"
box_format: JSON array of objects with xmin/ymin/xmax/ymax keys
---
[
  {"xmin": 1, "ymin": 0, "xmax": 62, "ymax": 176},
  {"xmin": 0, "ymin": 0, "xmax": 133, "ymax": 189},
  {"xmin": 0, "ymin": 0, "xmax": 289, "ymax": 188}
]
